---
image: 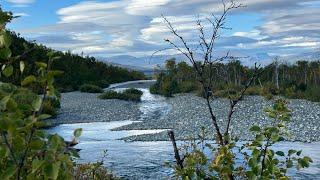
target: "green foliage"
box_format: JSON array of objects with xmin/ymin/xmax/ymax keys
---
[
  {"xmin": 243, "ymin": 99, "xmax": 312, "ymax": 179},
  {"xmin": 73, "ymin": 150, "xmax": 119, "ymax": 180},
  {"xmin": 42, "ymin": 97, "xmax": 60, "ymax": 117},
  {"xmin": 79, "ymin": 84, "xmax": 103, "ymax": 93},
  {"xmin": 153, "ymin": 59, "xmax": 320, "ymax": 102},
  {"xmin": 99, "ymin": 88, "xmax": 143, "ymax": 102},
  {"xmin": 171, "ymin": 100, "xmax": 313, "ymax": 179},
  {"xmin": 150, "ymin": 60, "xmax": 197, "ymax": 97},
  {"xmin": 0, "ymin": 11, "xmax": 116, "ymax": 180},
  {"xmin": 0, "ymin": 31, "xmax": 145, "ymax": 92},
  {"xmin": 0, "ymin": 51, "xmax": 77, "ymax": 180}
]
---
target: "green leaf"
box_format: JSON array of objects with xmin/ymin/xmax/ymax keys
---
[
  {"xmin": 0, "ymin": 165, "xmax": 16, "ymax": 180},
  {"xmin": 73, "ymin": 128, "xmax": 82, "ymax": 138},
  {"xmin": 32, "ymin": 96, "xmax": 42, "ymax": 111},
  {"xmin": 296, "ymin": 150, "xmax": 302, "ymax": 156},
  {"xmin": 31, "ymin": 159, "xmax": 44, "ymax": 173},
  {"xmin": 21, "ymin": 75, "xmax": 36, "ymax": 86},
  {"xmin": 2, "ymin": 65, "xmax": 13, "ymax": 77},
  {"xmin": 0, "ymin": 95, "xmax": 10, "ymax": 110},
  {"xmin": 35, "ymin": 62, "xmax": 47, "ymax": 69},
  {"xmin": 276, "ymin": 151, "xmax": 285, "ymax": 156},
  {"xmin": 38, "ymin": 114, "xmax": 51, "ymax": 120},
  {"xmin": 0, "ymin": 48, "xmax": 12, "ymax": 60},
  {"xmin": 288, "ymin": 149, "xmax": 297, "ymax": 156},
  {"xmin": 20, "ymin": 61, "xmax": 25, "ymax": 73},
  {"xmin": 249, "ymin": 125, "xmax": 261, "ymax": 132},
  {"xmin": 44, "ymin": 162, "xmax": 60, "ymax": 180}
]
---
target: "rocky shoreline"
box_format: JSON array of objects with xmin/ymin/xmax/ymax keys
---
[
  {"xmin": 49, "ymin": 81, "xmax": 320, "ymax": 142},
  {"xmin": 119, "ymin": 94, "xmax": 320, "ymax": 142}
]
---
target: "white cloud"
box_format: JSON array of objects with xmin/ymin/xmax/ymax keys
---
[
  {"xmin": 18, "ymin": 0, "xmax": 320, "ymax": 60},
  {"xmin": 6, "ymin": 0, "xmax": 35, "ymax": 6},
  {"xmin": 233, "ymin": 30, "xmax": 267, "ymax": 40},
  {"xmin": 126, "ymin": 0, "xmax": 171, "ymax": 15},
  {"xmin": 14, "ymin": 12, "xmax": 30, "ymax": 17}
]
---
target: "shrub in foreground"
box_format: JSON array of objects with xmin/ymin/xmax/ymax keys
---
[
  {"xmin": 171, "ymin": 99, "xmax": 313, "ymax": 179},
  {"xmin": 80, "ymin": 84, "xmax": 103, "ymax": 93}
]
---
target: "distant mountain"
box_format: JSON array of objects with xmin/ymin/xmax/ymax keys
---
[
  {"xmin": 98, "ymin": 55, "xmax": 187, "ymax": 69},
  {"xmin": 286, "ymin": 51, "xmax": 320, "ymax": 62},
  {"xmin": 98, "ymin": 51, "xmax": 319, "ymax": 69}
]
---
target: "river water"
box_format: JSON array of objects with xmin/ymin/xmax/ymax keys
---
[{"xmin": 47, "ymin": 81, "xmax": 320, "ymax": 179}]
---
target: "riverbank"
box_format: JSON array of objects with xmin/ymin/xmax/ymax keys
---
[
  {"xmin": 118, "ymin": 94, "xmax": 320, "ymax": 142},
  {"xmin": 48, "ymin": 80, "xmax": 320, "ymax": 142}
]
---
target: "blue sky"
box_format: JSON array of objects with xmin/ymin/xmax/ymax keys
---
[{"xmin": 2, "ymin": 0, "xmax": 320, "ymax": 62}]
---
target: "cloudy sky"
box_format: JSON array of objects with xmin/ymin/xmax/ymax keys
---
[{"xmin": 2, "ymin": 0, "xmax": 320, "ymax": 60}]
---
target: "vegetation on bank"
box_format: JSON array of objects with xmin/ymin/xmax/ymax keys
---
[
  {"xmin": 151, "ymin": 59, "xmax": 320, "ymax": 102},
  {"xmin": 150, "ymin": 60, "xmax": 198, "ymax": 97},
  {"xmin": 0, "ymin": 8, "xmax": 116, "ymax": 179},
  {"xmin": 79, "ymin": 84, "xmax": 104, "ymax": 93},
  {"xmin": 0, "ymin": 32, "xmax": 145, "ymax": 93},
  {"xmin": 161, "ymin": 2, "xmax": 313, "ymax": 179},
  {"xmin": 99, "ymin": 88, "xmax": 143, "ymax": 102}
]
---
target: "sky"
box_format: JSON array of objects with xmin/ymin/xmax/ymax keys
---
[{"xmin": 2, "ymin": 0, "xmax": 320, "ymax": 61}]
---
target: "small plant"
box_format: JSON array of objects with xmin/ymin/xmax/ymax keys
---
[
  {"xmin": 79, "ymin": 84, "xmax": 103, "ymax": 93},
  {"xmin": 170, "ymin": 100, "xmax": 313, "ymax": 179},
  {"xmin": 243, "ymin": 99, "xmax": 313, "ymax": 179},
  {"xmin": 73, "ymin": 150, "xmax": 119, "ymax": 180}
]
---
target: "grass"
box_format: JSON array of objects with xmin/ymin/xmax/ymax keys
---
[{"xmin": 98, "ymin": 88, "xmax": 143, "ymax": 102}]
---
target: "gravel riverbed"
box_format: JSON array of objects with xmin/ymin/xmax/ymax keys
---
[
  {"xmin": 49, "ymin": 81, "xmax": 320, "ymax": 142},
  {"xmin": 119, "ymin": 94, "xmax": 320, "ymax": 142},
  {"xmin": 45, "ymin": 91, "xmax": 142, "ymax": 126}
]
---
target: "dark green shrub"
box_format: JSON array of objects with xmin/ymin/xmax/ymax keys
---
[
  {"xmin": 263, "ymin": 83, "xmax": 279, "ymax": 95},
  {"xmin": 297, "ymin": 83, "xmax": 307, "ymax": 92},
  {"xmin": 244, "ymin": 86, "xmax": 261, "ymax": 95},
  {"xmin": 98, "ymin": 80, "xmax": 110, "ymax": 88},
  {"xmin": 79, "ymin": 84, "xmax": 103, "ymax": 93},
  {"xmin": 123, "ymin": 88, "xmax": 143, "ymax": 95},
  {"xmin": 149, "ymin": 83, "xmax": 159, "ymax": 94},
  {"xmin": 179, "ymin": 81, "xmax": 198, "ymax": 93},
  {"xmin": 214, "ymin": 89, "xmax": 238, "ymax": 98},
  {"xmin": 99, "ymin": 88, "xmax": 143, "ymax": 102},
  {"xmin": 303, "ymin": 86, "xmax": 320, "ymax": 102}
]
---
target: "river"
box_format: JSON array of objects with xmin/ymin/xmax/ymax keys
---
[{"xmin": 47, "ymin": 80, "xmax": 320, "ymax": 179}]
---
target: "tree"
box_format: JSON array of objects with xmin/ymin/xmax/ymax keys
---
[
  {"xmin": 161, "ymin": 0, "xmax": 313, "ymax": 179},
  {"xmin": 273, "ymin": 57, "xmax": 280, "ymax": 90}
]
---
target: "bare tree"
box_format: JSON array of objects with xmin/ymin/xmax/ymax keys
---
[
  {"xmin": 163, "ymin": 0, "xmax": 261, "ymax": 145},
  {"xmin": 161, "ymin": 2, "xmax": 265, "ymax": 178},
  {"xmin": 274, "ymin": 56, "xmax": 280, "ymax": 89}
]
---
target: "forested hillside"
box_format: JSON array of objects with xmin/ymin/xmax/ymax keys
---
[
  {"xmin": 151, "ymin": 59, "xmax": 320, "ymax": 102},
  {"xmin": 1, "ymin": 32, "xmax": 145, "ymax": 92}
]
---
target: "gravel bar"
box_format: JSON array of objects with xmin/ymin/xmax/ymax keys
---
[
  {"xmin": 117, "ymin": 94, "xmax": 320, "ymax": 142},
  {"xmin": 45, "ymin": 91, "xmax": 142, "ymax": 126}
]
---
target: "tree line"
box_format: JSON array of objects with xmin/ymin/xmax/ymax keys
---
[
  {"xmin": 151, "ymin": 58, "xmax": 320, "ymax": 102},
  {"xmin": 1, "ymin": 31, "xmax": 145, "ymax": 92}
]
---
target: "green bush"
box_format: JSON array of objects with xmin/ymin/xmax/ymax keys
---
[
  {"xmin": 179, "ymin": 81, "xmax": 198, "ymax": 93},
  {"xmin": 42, "ymin": 97, "xmax": 60, "ymax": 117},
  {"xmin": 99, "ymin": 88, "xmax": 143, "ymax": 102},
  {"xmin": 123, "ymin": 88, "xmax": 143, "ymax": 95},
  {"xmin": 263, "ymin": 83, "xmax": 279, "ymax": 95},
  {"xmin": 149, "ymin": 83, "xmax": 159, "ymax": 94},
  {"xmin": 303, "ymin": 86, "xmax": 320, "ymax": 102},
  {"xmin": 79, "ymin": 84, "xmax": 103, "ymax": 93},
  {"xmin": 244, "ymin": 86, "xmax": 261, "ymax": 95}
]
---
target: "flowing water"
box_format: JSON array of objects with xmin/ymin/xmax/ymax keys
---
[{"xmin": 48, "ymin": 82, "xmax": 320, "ymax": 179}]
